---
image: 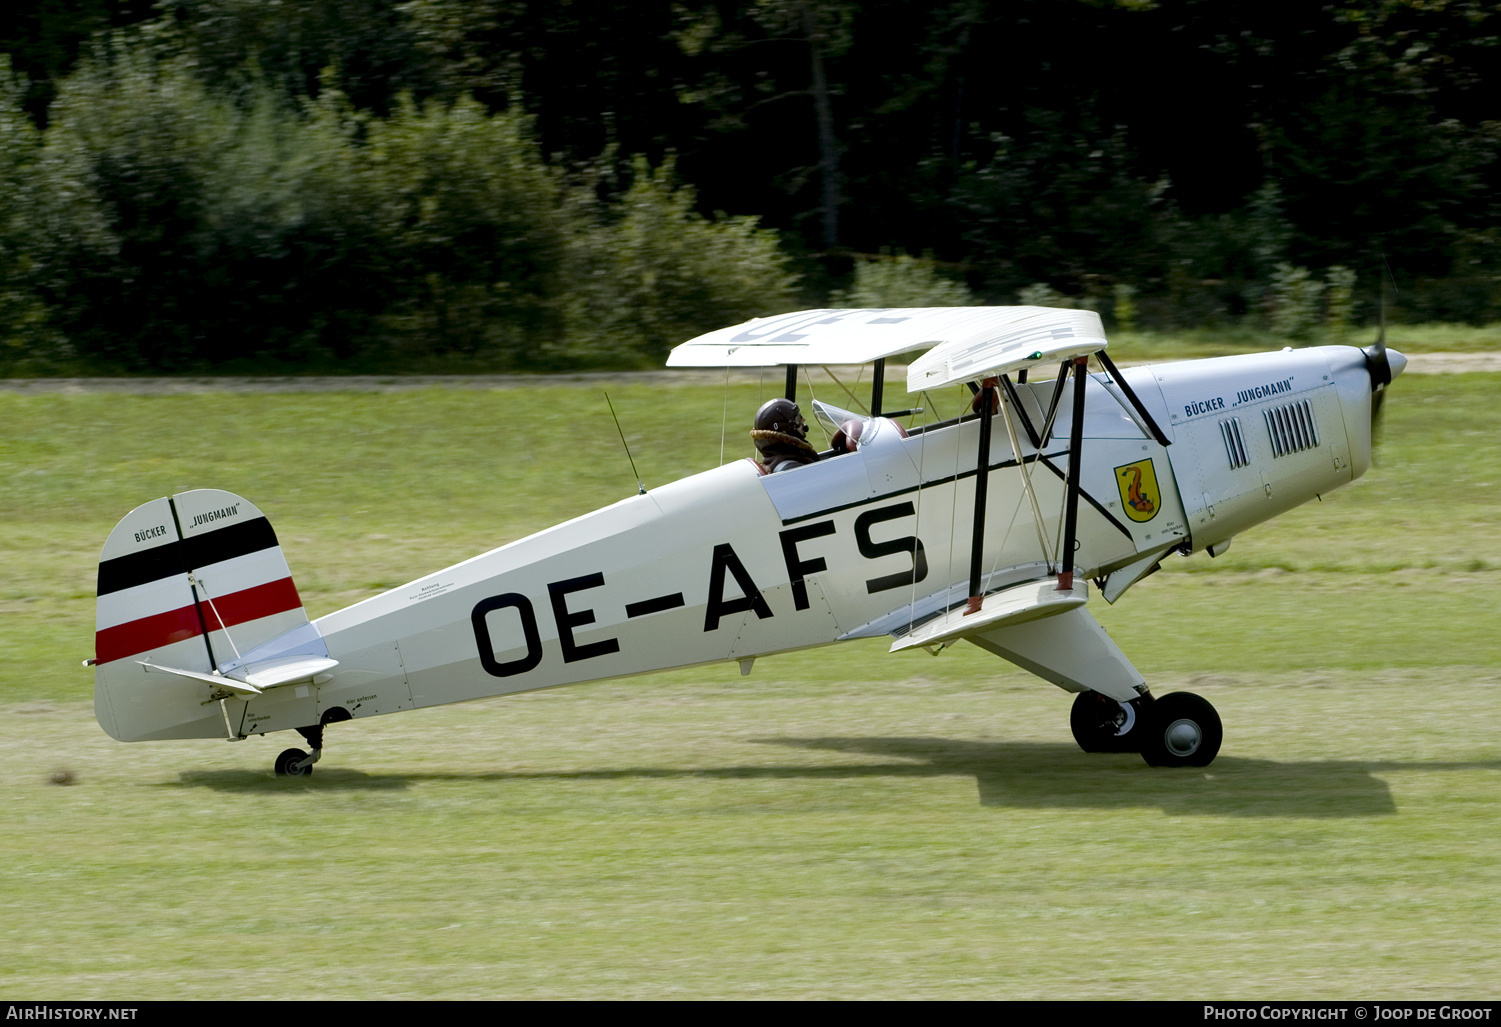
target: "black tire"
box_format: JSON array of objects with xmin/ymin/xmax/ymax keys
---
[
  {"xmin": 1139, "ymin": 692, "xmax": 1222, "ymax": 767},
  {"xmin": 1070, "ymin": 690, "xmax": 1142, "ymax": 753},
  {"xmin": 275, "ymin": 748, "xmax": 312, "ymax": 777}
]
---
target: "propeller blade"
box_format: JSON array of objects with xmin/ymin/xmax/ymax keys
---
[
  {"xmin": 1364, "ymin": 264, "xmax": 1406, "ymax": 463},
  {"xmin": 1369, "ymin": 395, "xmax": 1389, "ymax": 466},
  {"xmin": 1361, "ymin": 307, "xmax": 1403, "ymax": 459},
  {"xmin": 1361, "ymin": 295, "xmax": 1390, "ymax": 462},
  {"xmin": 1363, "ymin": 320, "xmax": 1392, "ymax": 392}
]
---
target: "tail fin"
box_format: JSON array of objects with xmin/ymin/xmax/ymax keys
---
[{"xmin": 94, "ymin": 490, "xmax": 311, "ymax": 741}]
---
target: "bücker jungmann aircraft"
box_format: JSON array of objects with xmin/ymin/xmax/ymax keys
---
[{"xmin": 89, "ymin": 307, "xmax": 1405, "ymax": 776}]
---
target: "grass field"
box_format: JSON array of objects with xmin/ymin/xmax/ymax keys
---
[{"xmin": 1, "ymin": 365, "xmax": 1499, "ymax": 999}]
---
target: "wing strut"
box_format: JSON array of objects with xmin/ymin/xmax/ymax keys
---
[
  {"xmin": 1036, "ymin": 360, "xmax": 1073, "ymax": 447},
  {"xmin": 1058, "ymin": 356, "xmax": 1090, "ymax": 591},
  {"xmin": 964, "ymin": 377, "xmax": 998, "ymax": 615},
  {"xmin": 966, "ymin": 356, "xmax": 1089, "ymax": 611},
  {"xmin": 998, "ymin": 374, "xmax": 1041, "ymax": 449},
  {"xmin": 1095, "ymin": 349, "xmax": 1171, "ymax": 447},
  {"xmin": 791, "ymin": 358, "xmax": 887, "ymax": 416}
]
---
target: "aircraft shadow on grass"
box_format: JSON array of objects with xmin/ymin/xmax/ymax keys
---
[{"xmin": 172, "ymin": 737, "xmax": 1501, "ymax": 818}]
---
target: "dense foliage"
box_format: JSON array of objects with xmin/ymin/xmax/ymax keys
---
[{"xmin": 0, "ymin": 0, "xmax": 1496, "ymax": 371}]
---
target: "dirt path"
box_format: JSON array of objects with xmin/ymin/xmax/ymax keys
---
[
  {"xmin": 1387, "ymin": 352, "xmax": 1501, "ymax": 374},
  {"xmin": 0, "ymin": 369, "xmax": 757, "ymax": 395},
  {"xmin": 1, "ymin": 352, "xmax": 1494, "ymax": 394}
]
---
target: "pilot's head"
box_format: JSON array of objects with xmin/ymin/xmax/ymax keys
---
[
  {"xmin": 753, "ymin": 398, "xmax": 808, "ymax": 440},
  {"xmin": 750, "ymin": 398, "xmax": 815, "ymax": 458}
]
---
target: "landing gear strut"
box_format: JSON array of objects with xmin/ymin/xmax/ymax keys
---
[
  {"xmin": 272, "ymin": 709, "xmax": 351, "ymax": 777},
  {"xmin": 274, "ymin": 746, "xmax": 317, "ymax": 777},
  {"xmin": 273, "ymin": 723, "xmax": 323, "ymax": 777}
]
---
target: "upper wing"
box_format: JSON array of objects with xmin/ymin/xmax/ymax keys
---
[
  {"xmin": 667, "ymin": 307, "xmax": 1041, "ymax": 368},
  {"xmin": 905, "ymin": 307, "xmax": 1107, "ymax": 391},
  {"xmin": 667, "ymin": 306, "xmax": 1108, "ymax": 382}
]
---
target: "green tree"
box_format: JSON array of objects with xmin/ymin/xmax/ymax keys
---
[
  {"xmin": 951, "ymin": 111, "xmax": 1173, "ymax": 301},
  {"xmin": 564, "ymin": 156, "xmax": 798, "ymax": 363},
  {"xmin": 155, "ymin": 0, "xmax": 429, "ymax": 113},
  {"xmin": 0, "ymin": 0, "xmax": 157, "ymax": 123},
  {"xmin": 0, "ymin": 56, "xmax": 63, "ymax": 370},
  {"xmin": 830, "ymin": 251, "xmax": 972, "ymax": 307},
  {"xmin": 34, "ymin": 43, "xmax": 398, "ymax": 368},
  {"xmin": 35, "ymin": 43, "xmax": 227, "ymax": 368},
  {"xmin": 351, "ymin": 92, "xmax": 574, "ymax": 363}
]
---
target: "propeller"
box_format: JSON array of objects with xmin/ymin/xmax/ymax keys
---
[
  {"xmin": 1360, "ymin": 285, "xmax": 1406, "ymax": 459},
  {"xmin": 1363, "ymin": 314, "xmax": 1393, "ymax": 425}
]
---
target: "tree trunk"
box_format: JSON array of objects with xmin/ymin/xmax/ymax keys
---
[{"xmin": 802, "ymin": 3, "xmax": 840, "ymax": 251}]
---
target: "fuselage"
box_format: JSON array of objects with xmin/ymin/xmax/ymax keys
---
[{"xmin": 99, "ymin": 344, "xmax": 1387, "ymax": 742}]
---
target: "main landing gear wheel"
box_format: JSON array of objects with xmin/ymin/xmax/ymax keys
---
[
  {"xmin": 1139, "ymin": 691, "xmax": 1222, "ymax": 768},
  {"xmin": 275, "ymin": 748, "xmax": 313, "ymax": 777},
  {"xmin": 1070, "ymin": 690, "xmax": 1142, "ymax": 753}
]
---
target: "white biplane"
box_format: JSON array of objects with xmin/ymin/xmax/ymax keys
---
[{"xmin": 89, "ymin": 307, "xmax": 1404, "ymax": 774}]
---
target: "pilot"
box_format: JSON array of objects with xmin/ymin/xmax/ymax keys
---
[{"xmin": 750, "ymin": 398, "xmax": 819, "ymax": 473}]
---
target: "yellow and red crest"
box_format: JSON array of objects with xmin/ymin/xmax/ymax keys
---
[{"xmin": 1114, "ymin": 458, "xmax": 1161, "ymax": 523}]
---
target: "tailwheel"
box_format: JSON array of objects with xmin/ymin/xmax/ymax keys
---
[
  {"xmin": 275, "ymin": 748, "xmax": 314, "ymax": 777},
  {"xmin": 1070, "ymin": 690, "xmax": 1142, "ymax": 753},
  {"xmin": 272, "ymin": 713, "xmax": 344, "ymax": 777},
  {"xmin": 1139, "ymin": 691, "xmax": 1222, "ymax": 767}
]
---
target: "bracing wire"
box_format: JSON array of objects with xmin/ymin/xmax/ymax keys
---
[
  {"xmin": 820, "ymin": 365, "xmax": 871, "ymax": 414},
  {"xmin": 987, "ymin": 476, "xmax": 1030, "ymax": 591},
  {"xmin": 189, "ymin": 575, "xmax": 242, "ymax": 662},
  {"xmin": 997, "ymin": 383, "xmax": 1054, "ymax": 570},
  {"xmin": 802, "ymin": 365, "xmax": 830, "ymax": 446}
]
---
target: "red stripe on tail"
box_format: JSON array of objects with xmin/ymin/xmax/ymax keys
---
[{"xmin": 95, "ymin": 577, "xmax": 303, "ymax": 665}]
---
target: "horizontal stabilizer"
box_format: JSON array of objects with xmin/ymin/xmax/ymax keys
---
[
  {"xmin": 890, "ymin": 578, "xmax": 1087, "ymax": 653},
  {"xmin": 138, "ymin": 661, "xmax": 262, "ymax": 696},
  {"xmin": 239, "ymin": 655, "xmax": 339, "ymax": 689},
  {"xmin": 135, "ymin": 655, "xmax": 337, "ymax": 694}
]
